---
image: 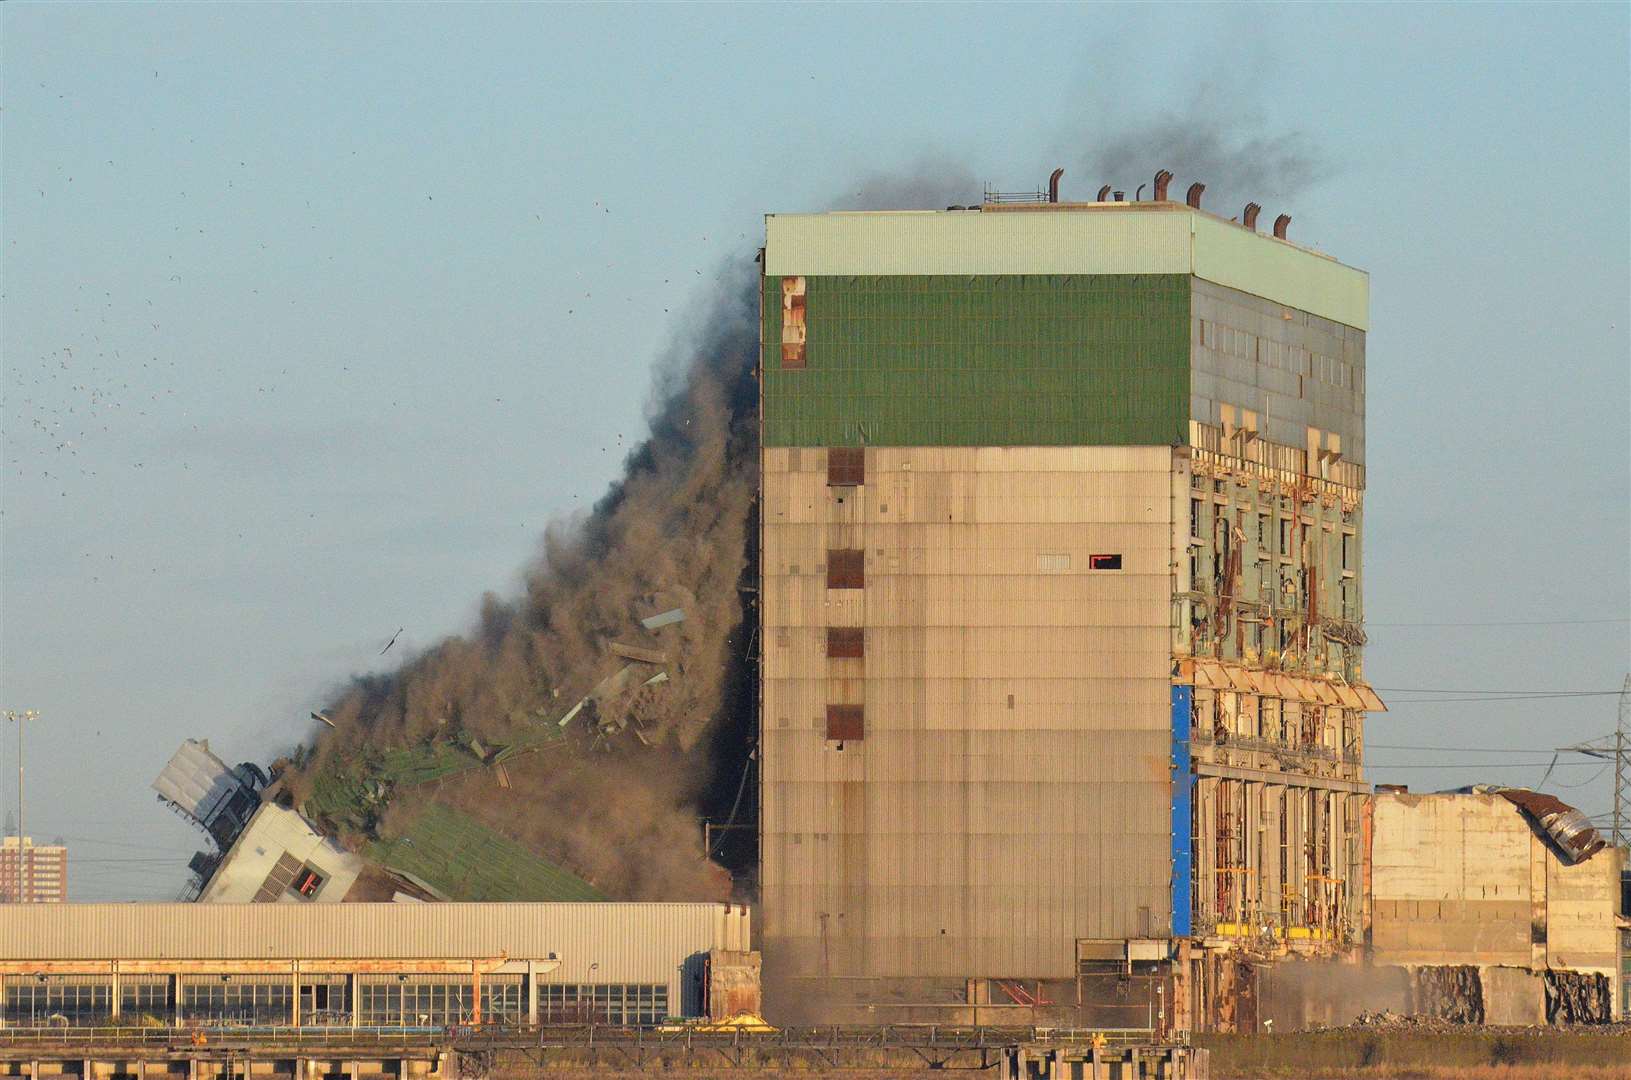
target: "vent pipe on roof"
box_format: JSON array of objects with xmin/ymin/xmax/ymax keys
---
[
  {"xmin": 1153, "ymin": 170, "xmax": 1173, "ymax": 201},
  {"xmin": 1096, "ymin": 184, "xmax": 1112, "ymax": 202},
  {"xmin": 1243, "ymin": 203, "xmax": 1261, "ymax": 231},
  {"xmin": 1273, "ymin": 213, "xmax": 1292, "ymax": 239},
  {"xmin": 1113, "ymin": 191, "xmax": 1125, "ymax": 202},
  {"xmin": 1186, "ymin": 182, "xmax": 1205, "ymax": 209},
  {"xmin": 1135, "ymin": 183, "xmax": 1146, "ymax": 201},
  {"xmin": 1048, "ymin": 168, "xmax": 1065, "ymax": 204}
]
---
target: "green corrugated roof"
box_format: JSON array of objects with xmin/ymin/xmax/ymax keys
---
[{"xmin": 367, "ymin": 803, "xmax": 604, "ymax": 902}]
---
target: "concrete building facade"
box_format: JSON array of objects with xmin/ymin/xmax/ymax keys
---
[
  {"xmin": 1368, "ymin": 790, "xmax": 1621, "ymax": 1023},
  {"xmin": 758, "ymin": 188, "xmax": 1382, "ymax": 1025},
  {"xmin": 0, "ymin": 902, "xmax": 753, "ymax": 1028},
  {"xmin": 0, "ymin": 837, "xmax": 67, "ymax": 904}
]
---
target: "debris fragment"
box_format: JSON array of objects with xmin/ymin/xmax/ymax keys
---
[
  {"xmin": 609, "ymin": 641, "xmax": 668, "ymax": 664},
  {"xmin": 310, "ymin": 711, "xmax": 336, "ymax": 729},
  {"xmin": 493, "ymin": 762, "xmax": 511, "ymax": 790},
  {"xmin": 640, "ymin": 607, "xmax": 686, "ymax": 631},
  {"xmin": 379, "ymin": 627, "xmax": 404, "ymax": 655},
  {"xmin": 643, "ymin": 671, "xmax": 670, "ymax": 687}
]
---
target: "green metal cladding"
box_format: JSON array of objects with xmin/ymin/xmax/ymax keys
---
[{"xmin": 761, "ymin": 274, "xmax": 1191, "ymax": 447}]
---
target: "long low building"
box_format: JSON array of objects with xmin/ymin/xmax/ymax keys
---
[{"xmin": 0, "ymin": 902, "xmax": 754, "ymax": 1029}]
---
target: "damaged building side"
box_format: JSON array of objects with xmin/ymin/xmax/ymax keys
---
[
  {"xmin": 1365, "ymin": 788, "xmax": 1621, "ymax": 1025},
  {"xmin": 757, "ymin": 182, "xmax": 1383, "ymax": 1025}
]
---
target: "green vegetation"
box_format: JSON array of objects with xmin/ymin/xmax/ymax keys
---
[
  {"xmin": 368, "ymin": 803, "xmax": 603, "ymax": 902},
  {"xmin": 303, "ymin": 727, "xmax": 567, "ymax": 832}
]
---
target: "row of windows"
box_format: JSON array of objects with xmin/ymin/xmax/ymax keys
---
[
  {"xmin": 181, "ymin": 982, "xmax": 293, "ymax": 1024},
  {"xmin": 356, "ymin": 981, "xmax": 524, "ymax": 1026},
  {"xmin": 3, "ymin": 983, "xmax": 111, "ymax": 1026},
  {"xmin": 0, "ymin": 979, "xmax": 672, "ymax": 1028},
  {"xmin": 1197, "ymin": 319, "xmax": 1359, "ymax": 392},
  {"xmin": 537, "ymin": 984, "xmax": 669, "ymax": 1026}
]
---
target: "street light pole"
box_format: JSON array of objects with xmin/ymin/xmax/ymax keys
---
[{"xmin": 2, "ymin": 710, "xmax": 39, "ymax": 903}]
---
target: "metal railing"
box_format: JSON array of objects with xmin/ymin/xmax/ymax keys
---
[{"xmin": 0, "ymin": 1022, "xmax": 1166, "ymax": 1054}]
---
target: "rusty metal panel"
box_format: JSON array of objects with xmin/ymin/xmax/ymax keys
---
[
  {"xmin": 825, "ymin": 627, "xmax": 865, "ymax": 659},
  {"xmin": 826, "ymin": 548, "xmax": 865, "ymax": 589},
  {"xmin": 781, "ymin": 275, "xmax": 806, "ymax": 368},
  {"xmin": 827, "ymin": 446, "xmax": 864, "ymax": 486},
  {"xmin": 825, "ymin": 705, "xmax": 865, "ymax": 741}
]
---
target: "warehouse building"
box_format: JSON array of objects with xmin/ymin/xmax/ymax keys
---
[
  {"xmin": 758, "ymin": 174, "xmax": 1382, "ymax": 1026},
  {"xmin": 0, "ymin": 902, "xmax": 753, "ymax": 1028}
]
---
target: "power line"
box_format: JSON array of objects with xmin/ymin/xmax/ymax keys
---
[
  {"xmin": 1375, "ymin": 686, "xmax": 1621, "ymax": 695},
  {"xmin": 1367, "ymin": 743, "xmax": 1584, "ymax": 753},
  {"xmin": 1368, "ymin": 618, "xmax": 1629, "ymax": 628},
  {"xmin": 1367, "ymin": 761, "xmax": 1599, "ymax": 769}
]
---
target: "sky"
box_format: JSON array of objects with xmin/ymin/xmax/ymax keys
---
[{"xmin": 2, "ymin": 2, "xmax": 1628, "ymax": 900}]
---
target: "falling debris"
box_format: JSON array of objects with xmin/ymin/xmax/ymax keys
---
[
  {"xmin": 609, "ymin": 641, "xmax": 668, "ymax": 664},
  {"xmin": 379, "ymin": 627, "xmax": 404, "ymax": 655},
  {"xmin": 640, "ymin": 608, "xmax": 686, "ymax": 631},
  {"xmin": 310, "ymin": 711, "xmax": 336, "ymax": 729}
]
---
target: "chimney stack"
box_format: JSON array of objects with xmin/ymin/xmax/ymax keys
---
[
  {"xmin": 1242, "ymin": 203, "xmax": 1261, "ymax": 231},
  {"xmin": 1153, "ymin": 170, "xmax": 1173, "ymax": 201},
  {"xmin": 1048, "ymin": 168, "xmax": 1064, "ymax": 204},
  {"xmin": 1186, "ymin": 182, "xmax": 1205, "ymax": 209},
  {"xmin": 1273, "ymin": 213, "xmax": 1292, "ymax": 239}
]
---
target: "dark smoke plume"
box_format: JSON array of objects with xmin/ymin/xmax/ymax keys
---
[
  {"xmin": 283, "ymin": 262, "xmax": 762, "ymax": 901},
  {"xmin": 1076, "ymin": 87, "xmax": 1334, "ymax": 220}
]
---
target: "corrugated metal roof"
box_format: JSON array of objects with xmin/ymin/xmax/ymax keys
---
[
  {"xmin": 0, "ymin": 903, "xmax": 750, "ymax": 982},
  {"xmin": 764, "ymin": 206, "xmax": 1368, "ymax": 329}
]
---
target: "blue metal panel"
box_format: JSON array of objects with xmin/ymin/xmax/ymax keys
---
[{"xmin": 1170, "ymin": 684, "xmax": 1193, "ymax": 937}]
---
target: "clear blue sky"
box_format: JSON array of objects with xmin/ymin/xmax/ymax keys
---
[{"xmin": 3, "ymin": 3, "xmax": 1627, "ymax": 899}]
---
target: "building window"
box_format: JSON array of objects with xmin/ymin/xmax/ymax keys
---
[
  {"xmin": 537, "ymin": 984, "xmax": 669, "ymax": 1026},
  {"xmin": 1087, "ymin": 553, "xmax": 1123, "ymax": 571},
  {"xmin": 826, "ymin": 549, "xmax": 865, "ymax": 589},
  {"xmin": 122, "ymin": 979, "xmax": 171, "ymax": 1023},
  {"xmin": 826, "ymin": 705, "xmax": 864, "ymax": 742},
  {"xmin": 358, "ymin": 979, "xmax": 480, "ymax": 1026},
  {"xmin": 827, "ymin": 447, "xmax": 864, "ymax": 487},
  {"xmin": 299, "ymin": 979, "xmax": 350, "ymax": 1025},
  {"xmin": 289, "ymin": 863, "xmax": 326, "ymax": 899},
  {"xmin": 826, "ymin": 627, "xmax": 864, "ymax": 658},
  {"xmin": 3, "ymin": 977, "xmax": 113, "ymax": 1028},
  {"xmin": 181, "ymin": 978, "xmax": 292, "ymax": 1025}
]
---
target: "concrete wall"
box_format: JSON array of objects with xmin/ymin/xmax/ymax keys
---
[
  {"xmin": 1370, "ymin": 793, "xmax": 1619, "ymax": 993},
  {"xmin": 760, "ymin": 445, "xmax": 1181, "ymax": 981}
]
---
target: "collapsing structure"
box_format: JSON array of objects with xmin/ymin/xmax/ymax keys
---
[{"xmin": 758, "ymin": 171, "xmax": 1384, "ymax": 1026}]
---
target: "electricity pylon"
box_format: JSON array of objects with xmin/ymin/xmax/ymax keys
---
[{"xmin": 1556, "ymin": 674, "xmax": 1630, "ymax": 849}]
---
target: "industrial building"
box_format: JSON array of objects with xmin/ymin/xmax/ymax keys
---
[
  {"xmin": 0, "ymin": 836, "xmax": 67, "ymax": 904},
  {"xmin": 0, "ymin": 902, "xmax": 753, "ymax": 1029},
  {"xmin": 758, "ymin": 173, "xmax": 1383, "ymax": 1025}
]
